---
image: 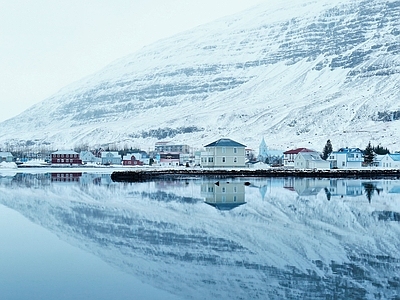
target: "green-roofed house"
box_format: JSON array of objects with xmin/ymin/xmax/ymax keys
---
[{"xmin": 201, "ymin": 138, "xmax": 246, "ymax": 168}]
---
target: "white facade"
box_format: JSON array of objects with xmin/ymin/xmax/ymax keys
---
[
  {"xmin": 294, "ymin": 152, "xmax": 330, "ymax": 170},
  {"xmin": 379, "ymin": 153, "xmax": 400, "ymax": 168},
  {"xmin": 283, "ymin": 148, "xmax": 314, "ymax": 168},
  {"xmin": 0, "ymin": 152, "xmax": 13, "ymax": 162},
  {"xmin": 327, "ymin": 148, "xmax": 364, "ymax": 169},
  {"xmin": 101, "ymin": 151, "xmax": 121, "ymax": 165},
  {"xmin": 80, "ymin": 151, "xmax": 101, "ymax": 164}
]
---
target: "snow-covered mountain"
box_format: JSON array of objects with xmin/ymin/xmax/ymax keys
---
[{"xmin": 1, "ymin": 0, "xmax": 400, "ymax": 151}]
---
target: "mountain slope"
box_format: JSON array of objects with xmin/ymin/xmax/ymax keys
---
[{"xmin": 1, "ymin": 0, "xmax": 400, "ymax": 151}]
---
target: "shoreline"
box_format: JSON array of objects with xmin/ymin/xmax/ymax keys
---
[{"xmin": 111, "ymin": 168, "xmax": 400, "ymax": 182}]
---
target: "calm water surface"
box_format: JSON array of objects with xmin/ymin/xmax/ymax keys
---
[{"xmin": 1, "ymin": 171, "xmax": 400, "ymax": 299}]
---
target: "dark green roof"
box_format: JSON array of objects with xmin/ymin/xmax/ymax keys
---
[{"xmin": 204, "ymin": 138, "xmax": 246, "ymax": 148}]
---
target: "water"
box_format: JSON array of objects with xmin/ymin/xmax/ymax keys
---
[{"xmin": 1, "ymin": 171, "xmax": 400, "ymax": 299}]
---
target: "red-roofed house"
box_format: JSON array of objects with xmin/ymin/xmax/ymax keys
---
[{"xmin": 283, "ymin": 148, "xmax": 314, "ymax": 168}]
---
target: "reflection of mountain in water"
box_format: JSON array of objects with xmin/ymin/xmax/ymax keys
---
[
  {"xmin": 201, "ymin": 181, "xmax": 246, "ymax": 210},
  {"xmin": 1, "ymin": 175, "xmax": 400, "ymax": 299}
]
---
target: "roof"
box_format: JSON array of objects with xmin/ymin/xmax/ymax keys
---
[
  {"xmin": 0, "ymin": 152, "xmax": 13, "ymax": 156},
  {"xmin": 284, "ymin": 148, "xmax": 314, "ymax": 155},
  {"xmin": 101, "ymin": 151, "xmax": 119, "ymax": 157},
  {"xmin": 297, "ymin": 152, "xmax": 324, "ymax": 161},
  {"xmin": 389, "ymin": 154, "xmax": 400, "ymax": 161},
  {"xmin": 52, "ymin": 150, "xmax": 78, "ymax": 154},
  {"xmin": 155, "ymin": 141, "xmax": 171, "ymax": 145},
  {"xmin": 333, "ymin": 147, "xmax": 363, "ymax": 153},
  {"xmin": 123, "ymin": 154, "xmax": 138, "ymax": 160},
  {"xmin": 204, "ymin": 138, "xmax": 246, "ymax": 148}
]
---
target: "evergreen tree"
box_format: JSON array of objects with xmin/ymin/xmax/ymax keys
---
[
  {"xmin": 373, "ymin": 145, "xmax": 390, "ymax": 155},
  {"xmin": 364, "ymin": 141, "xmax": 375, "ymax": 166},
  {"xmin": 321, "ymin": 139, "xmax": 333, "ymax": 160}
]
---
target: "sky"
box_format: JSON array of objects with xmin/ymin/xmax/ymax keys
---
[{"xmin": 0, "ymin": 0, "xmax": 268, "ymax": 122}]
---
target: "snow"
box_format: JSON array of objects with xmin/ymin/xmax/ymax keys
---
[{"xmin": 0, "ymin": 162, "xmax": 17, "ymax": 169}]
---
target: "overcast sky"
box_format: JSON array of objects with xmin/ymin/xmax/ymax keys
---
[{"xmin": 0, "ymin": 0, "xmax": 268, "ymax": 122}]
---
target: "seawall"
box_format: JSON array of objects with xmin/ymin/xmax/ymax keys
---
[{"xmin": 111, "ymin": 168, "xmax": 400, "ymax": 182}]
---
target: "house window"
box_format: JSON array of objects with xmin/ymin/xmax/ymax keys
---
[
  {"xmin": 234, "ymin": 186, "xmax": 237, "ymax": 193},
  {"xmin": 234, "ymin": 157, "xmax": 237, "ymax": 163},
  {"xmin": 233, "ymin": 148, "xmax": 237, "ymax": 154},
  {"xmin": 222, "ymin": 157, "xmax": 226, "ymax": 163},
  {"xmin": 222, "ymin": 147, "xmax": 226, "ymax": 153},
  {"xmin": 233, "ymin": 196, "xmax": 237, "ymax": 202},
  {"xmin": 208, "ymin": 157, "xmax": 213, "ymax": 162},
  {"xmin": 222, "ymin": 187, "xmax": 226, "ymax": 193},
  {"xmin": 342, "ymin": 161, "xmax": 345, "ymax": 167}
]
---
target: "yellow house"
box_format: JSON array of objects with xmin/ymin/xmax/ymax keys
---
[{"xmin": 200, "ymin": 138, "xmax": 246, "ymax": 168}]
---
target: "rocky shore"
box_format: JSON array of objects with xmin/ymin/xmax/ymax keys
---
[{"xmin": 111, "ymin": 168, "xmax": 400, "ymax": 182}]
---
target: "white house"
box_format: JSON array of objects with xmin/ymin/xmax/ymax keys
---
[
  {"xmin": 101, "ymin": 151, "xmax": 121, "ymax": 165},
  {"xmin": 0, "ymin": 151, "xmax": 13, "ymax": 162},
  {"xmin": 80, "ymin": 151, "xmax": 101, "ymax": 164},
  {"xmin": 379, "ymin": 153, "xmax": 400, "ymax": 168},
  {"xmin": 294, "ymin": 151, "xmax": 331, "ymax": 170},
  {"xmin": 283, "ymin": 148, "xmax": 314, "ymax": 168},
  {"xmin": 200, "ymin": 138, "xmax": 246, "ymax": 168},
  {"xmin": 157, "ymin": 152, "xmax": 180, "ymax": 167},
  {"xmin": 327, "ymin": 148, "xmax": 364, "ymax": 169}
]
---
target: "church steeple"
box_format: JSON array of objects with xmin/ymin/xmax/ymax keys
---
[{"xmin": 258, "ymin": 137, "xmax": 269, "ymax": 161}]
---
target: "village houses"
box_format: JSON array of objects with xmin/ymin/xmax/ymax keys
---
[
  {"xmin": 200, "ymin": 138, "xmax": 246, "ymax": 168},
  {"xmin": 283, "ymin": 148, "xmax": 314, "ymax": 168},
  {"xmin": 51, "ymin": 150, "xmax": 82, "ymax": 165},
  {"xmin": 294, "ymin": 151, "xmax": 331, "ymax": 170},
  {"xmin": 378, "ymin": 153, "xmax": 400, "ymax": 168},
  {"xmin": 101, "ymin": 151, "xmax": 121, "ymax": 165},
  {"xmin": 0, "ymin": 151, "xmax": 14, "ymax": 163},
  {"xmin": 327, "ymin": 147, "xmax": 364, "ymax": 169}
]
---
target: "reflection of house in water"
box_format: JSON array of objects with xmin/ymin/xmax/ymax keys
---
[
  {"xmin": 79, "ymin": 173, "xmax": 114, "ymax": 185},
  {"xmin": 6, "ymin": 173, "xmax": 52, "ymax": 188},
  {"xmin": 201, "ymin": 181, "xmax": 246, "ymax": 210},
  {"xmin": 379, "ymin": 180, "xmax": 400, "ymax": 194},
  {"xmin": 327, "ymin": 179, "xmax": 364, "ymax": 197},
  {"xmin": 51, "ymin": 172, "xmax": 82, "ymax": 182},
  {"xmin": 284, "ymin": 178, "xmax": 368, "ymax": 198},
  {"xmin": 284, "ymin": 178, "xmax": 329, "ymax": 196}
]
